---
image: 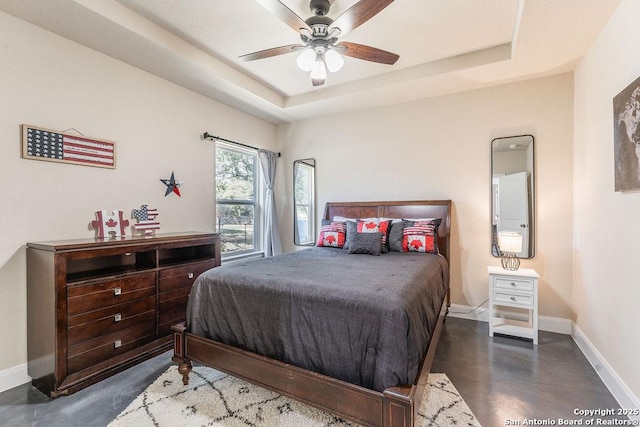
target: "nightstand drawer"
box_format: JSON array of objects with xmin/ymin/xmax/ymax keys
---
[
  {"xmin": 494, "ymin": 277, "xmax": 534, "ymax": 292},
  {"xmin": 494, "ymin": 291, "xmax": 533, "ymax": 307}
]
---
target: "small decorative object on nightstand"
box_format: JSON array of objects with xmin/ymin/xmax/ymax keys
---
[
  {"xmin": 488, "ymin": 266, "xmax": 539, "ymax": 345},
  {"xmin": 498, "ymin": 231, "xmax": 522, "ymax": 270}
]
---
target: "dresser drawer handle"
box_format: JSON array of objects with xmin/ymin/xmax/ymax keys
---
[
  {"xmin": 114, "ymin": 313, "xmax": 122, "ymax": 323},
  {"xmin": 510, "ymin": 296, "xmax": 517, "ymax": 301},
  {"xmin": 187, "ymin": 273, "xmax": 194, "ymax": 279},
  {"xmin": 114, "ymin": 340, "xmax": 122, "ymax": 348},
  {"xmin": 510, "ymin": 282, "xmax": 516, "ymax": 286},
  {"xmin": 114, "ymin": 287, "xmax": 122, "ymax": 296},
  {"xmin": 125, "ymin": 252, "xmax": 132, "ymax": 256}
]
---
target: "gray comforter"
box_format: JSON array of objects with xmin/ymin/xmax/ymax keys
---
[{"xmin": 186, "ymin": 247, "xmax": 449, "ymax": 392}]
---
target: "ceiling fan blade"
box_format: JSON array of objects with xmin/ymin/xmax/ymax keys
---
[
  {"xmin": 330, "ymin": 0, "xmax": 394, "ymax": 36},
  {"xmin": 255, "ymin": 0, "xmax": 311, "ymax": 33},
  {"xmin": 239, "ymin": 44, "xmax": 305, "ymax": 61},
  {"xmin": 336, "ymin": 42, "xmax": 399, "ymax": 65}
]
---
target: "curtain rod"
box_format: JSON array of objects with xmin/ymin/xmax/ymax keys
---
[{"xmin": 201, "ymin": 132, "xmax": 281, "ymax": 157}]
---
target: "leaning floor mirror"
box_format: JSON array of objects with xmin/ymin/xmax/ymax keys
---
[
  {"xmin": 491, "ymin": 135, "xmax": 535, "ymax": 259},
  {"xmin": 294, "ymin": 158, "xmax": 316, "ymax": 246}
]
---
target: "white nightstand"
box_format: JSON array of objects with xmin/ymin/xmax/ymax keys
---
[{"xmin": 488, "ymin": 266, "xmax": 539, "ymax": 345}]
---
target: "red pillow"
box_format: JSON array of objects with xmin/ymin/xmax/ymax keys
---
[
  {"xmin": 316, "ymin": 222, "xmax": 347, "ymax": 248},
  {"xmin": 402, "ymin": 220, "xmax": 438, "ymax": 253}
]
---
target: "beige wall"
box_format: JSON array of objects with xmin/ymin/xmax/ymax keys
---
[
  {"xmin": 573, "ymin": 0, "xmax": 640, "ymax": 402},
  {"xmin": 0, "ymin": 11, "xmax": 276, "ymax": 374},
  {"xmin": 277, "ymin": 73, "xmax": 575, "ymax": 321}
]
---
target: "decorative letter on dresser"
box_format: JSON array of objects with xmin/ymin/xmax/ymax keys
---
[
  {"xmin": 488, "ymin": 266, "xmax": 539, "ymax": 345},
  {"xmin": 27, "ymin": 232, "xmax": 221, "ymax": 397}
]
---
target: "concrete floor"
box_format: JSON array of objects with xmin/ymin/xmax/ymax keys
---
[
  {"xmin": 0, "ymin": 317, "xmax": 625, "ymax": 426},
  {"xmin": 432, "ymin": 318, "xmax": 625, "ymax": 426}
]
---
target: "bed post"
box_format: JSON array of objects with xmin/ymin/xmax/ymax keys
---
[
  {"xmin": 383, "ymin": 386, "xmax": 414, "ymax": 427},
  {"xmin": 171, "ymin": 322, "xmax": 192, "ymax": 385}
]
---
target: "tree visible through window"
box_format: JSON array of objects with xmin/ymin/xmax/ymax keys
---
[{"xmin": 215, "ymin": 142, "xmax": 260, "ymax": 256}]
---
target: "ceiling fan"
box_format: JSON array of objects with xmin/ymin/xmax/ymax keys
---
[{"xmin": 239, "ymin": 0, "xmax": 399, "ymax": 86}]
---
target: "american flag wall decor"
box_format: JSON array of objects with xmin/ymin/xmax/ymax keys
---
[
  {"xmin": 132, "ymin": 204, "xmax": 160, "ymax": 236},
  {"xmin": 21, "ymin": 124, "xmax": 116, "ymax": 168}
]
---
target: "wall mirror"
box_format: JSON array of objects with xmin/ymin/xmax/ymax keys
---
[
  {"xmin": 491, "ymin": 135, "xmax": 535, "ymax": 258},
  {"xmin": 294, "ymin": 158, "xmax": 316, "ymax": 246}
]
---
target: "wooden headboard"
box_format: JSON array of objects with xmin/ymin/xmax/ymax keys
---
[{"xmin": 323, "ymin": 200, "xmax": 452, "ymax": 262}]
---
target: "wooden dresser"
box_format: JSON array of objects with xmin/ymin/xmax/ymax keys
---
[{"xmin": 27, "ymin": 232, "xmax": 221, "ymax": 397}]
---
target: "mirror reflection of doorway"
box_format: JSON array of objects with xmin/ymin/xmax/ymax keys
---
[{"xmin": 496, "ymin": 171, "xmax": 530, "ymax": 258}]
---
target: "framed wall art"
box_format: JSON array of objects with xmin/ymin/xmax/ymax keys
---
[
  {"xmin": 21, "ymin": 124, "xmax": 116, "ymax": 169},
  {"xmin": 613, "ymin": 76, "xmax": 640, "ymax": 191}
]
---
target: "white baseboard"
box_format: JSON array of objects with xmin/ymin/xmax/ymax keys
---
[
  {"xmin": 572, "ymin": 324, "xmax": 640, "ymax": 422},
  {"xmin": 538, "ymin": 314, "xmax": 573, "ymax": 335},
  {"xmin": 0, "ymin": 363, "xmax": 30, "ymax": 394},
  {"xmin": 447, "ymin": 303, "xmax": 572, "ymax": 334}
]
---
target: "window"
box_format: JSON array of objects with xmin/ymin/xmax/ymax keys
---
[
  {"xmin": 294, "ymin": 159, "xmax": 315, "ymax": 245},
  {"xmin": 215, "ymin": 142, "xmax": 261, "ymax": 257}
]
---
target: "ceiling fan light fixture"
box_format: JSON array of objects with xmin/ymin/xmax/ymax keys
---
[
  {"xmin": 310, "ymin": 57, "xmax": 327, "ymax": 81},
  {"xmin": 242, "ymin": 0, "xmax": 399, "ymax": 88},
  {"xmin": 296, "ymin": 48, "xmax": 316, "ymax": 71},
  {"xmin": 324, "ymin": 49, "xmax": 344, "ymax": 72}
]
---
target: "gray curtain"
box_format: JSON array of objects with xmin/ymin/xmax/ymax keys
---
[{"xmin": 258, "ymin": 149, "xmax": 282, "ymax": 257}]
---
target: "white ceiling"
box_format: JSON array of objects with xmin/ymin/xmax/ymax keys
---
[{"xmin": 0, "ymin": 0, "xmax": 621, "ymax": 124}]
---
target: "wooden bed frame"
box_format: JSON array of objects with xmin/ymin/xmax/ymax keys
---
[{"xmin": 172, "ymin": 200, "xmax": 451, "ymax": 427}]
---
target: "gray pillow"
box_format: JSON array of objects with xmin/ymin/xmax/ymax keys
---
[
  {"xmin": 347, "ymin": 232, "xmax": 383, "ymax": 255},
  {"xmin": 343, "ymin": 220, "xmax": 358, "ymax": 250},
  {"xmin": 388, "ymin": 220, "xmax": 406, "ymax": 252}
]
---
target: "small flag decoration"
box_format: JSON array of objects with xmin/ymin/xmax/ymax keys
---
[{"xmin": 132, "ymin": 205, "xmax": 160, "ymax": 236}]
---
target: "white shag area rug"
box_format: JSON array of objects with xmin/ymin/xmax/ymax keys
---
[{"xmin": 109, "ymin": 366, "xmax": 480, "ymax": 427}]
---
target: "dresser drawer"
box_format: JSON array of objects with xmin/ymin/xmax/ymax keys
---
[
  {"xmin": 158, "ymin": 260, "xmax": 214, "ymax": 293},
  {"xmin": 158, "ymin": 310, "xmax": 188, "ymax": 337},
  {"xmin": 67, "ymin": 320, "xmax": 157, "ymax": 374},
  {"xmin": 67, "ymin": 295, "xmax": 156, "ymax": 346},
  {"xmin": 494, "ymin": 276, "xmax": 534, "ymax": 292},
  {"xmin": 67, "ymin": 272, "xmax": 156, "ymax": 316},
  {"xmin": 159, "ymin": 287, "xmax": 190, "ymax": 310},
  {"xmin": 494, "ymin": 291, "xmax": 534, "ymax": 307}
]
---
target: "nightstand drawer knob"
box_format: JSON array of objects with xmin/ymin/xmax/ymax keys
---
[
  {"xmin": 510, "ymin": 296, "xmax": 517, "ymax": 301},
  {"xmin": 114, "ymin": 340, "xmax": 122, "ymax": 348},
  {"xmin": 114, "ymin": 287, "xmax": 122, "ymax": 296},
  {"xmin": 188, "ymin": 272, "xmax": 194, "ymax": 279},
  {"xmin": 114, "ymin": 313, "xmax": 122, "ymax": 322},
  {"xmin": 511, "ymin": 282, "xmax": 516, "ymax": 286}
]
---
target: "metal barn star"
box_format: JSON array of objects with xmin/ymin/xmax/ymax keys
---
[{"xmin": 160, "ymin": 171, "xmax": 182, "ymax": 197}]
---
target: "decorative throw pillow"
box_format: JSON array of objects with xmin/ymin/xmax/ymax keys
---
[
  {"xmin": 402, "ymin": 220, "xmax": 439, "ymax": 253},
  {"xmin": 316, "ymin": 222, "xmax": 347, "ymax": 248},
  {"xmin": 356, "ymin": 219, "xmax": 392, "ymax": 252},
  {"xmin": 343, "ymin": 220, "xmax": 358, "ymax": 250},
  {"xmin": 388, "ymin": 220, "xmax": 406, "ymax": 252},
  {"xmin": 347, "ymin": 232, "xmax": 383, "ymax": 255}
]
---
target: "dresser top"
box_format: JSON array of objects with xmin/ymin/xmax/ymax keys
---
[
  {"xmin": 27, "ymin": 231, "xmax": 219, "ymax": 252},
  {"xmin": 488, "ymin": 265, "xmax": 539, "ymax": 278}
]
